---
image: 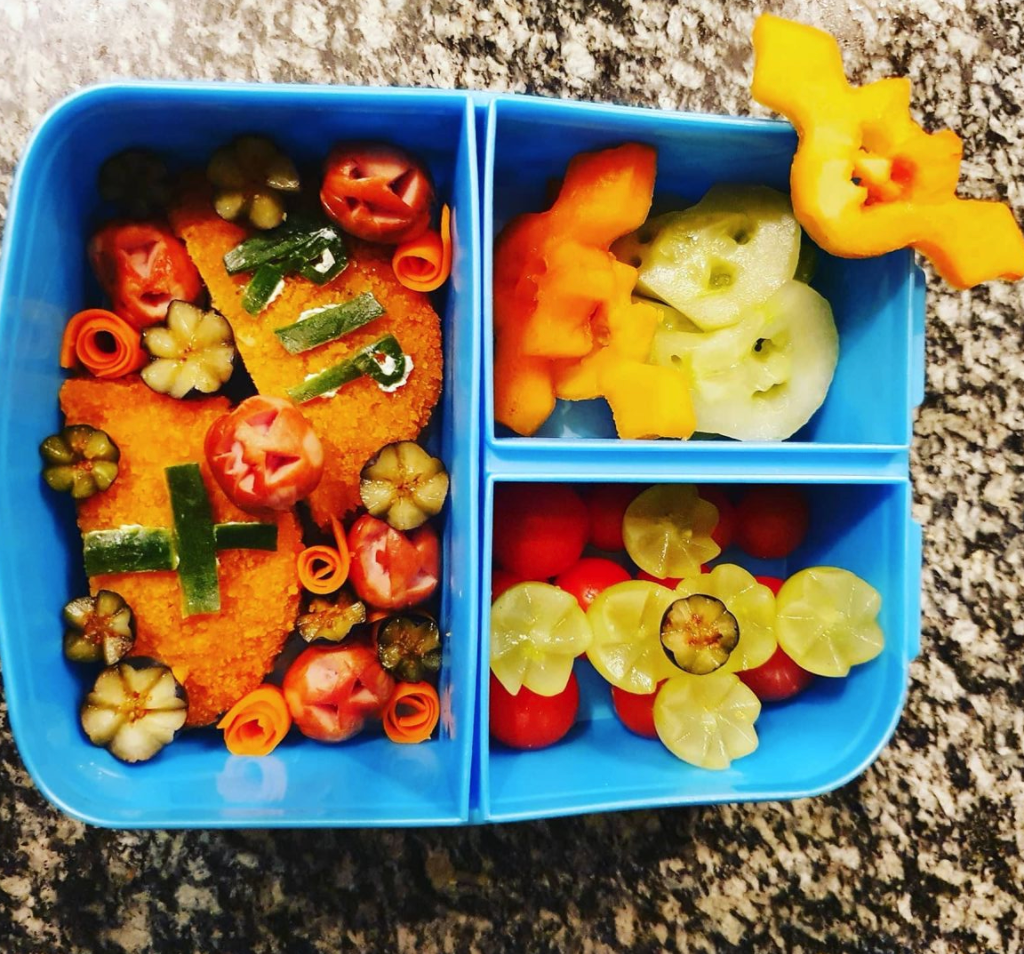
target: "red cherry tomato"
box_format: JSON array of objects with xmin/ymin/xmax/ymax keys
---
[
  {"xmin": 320, "ymin": 142, "xmax": 434, "ymax": 244},
  {"xmin": 204, "ymin": 396, "xmax": 324, "ymax": 513},
  {"xmin": 699, "ymin": 486, "xmax": 737, "ymax": 550},
  {"xmin": 755, "ymin": 575, "xmax": 786, "ymax": 595},
  {"xmin": 611, "ymin": 684, "xmax": 662, "ymax": 739},
  {"xmin": 493, "ymin": 483, "xmax": 589, "ymax": 579},
  {"xmin": 739, "ymin": 646, "xmax": 815, "ymax": 702},
  {"xmin": 734, "ymin": 486, "xmax": 810, "ymax": 559},
  {"xmin": 489, "ymin": 672, "xmax": 579, "ymax": 749},
  {"xmin": 89, "ymin": 221, "xmax": 202, "ymax": 329},
  {"xmin": 348, "ymin": 515, "xmax": 439, "ymax": 610},
  {"xmin": 585, "ymin": 484, "xmax": 639, "ymax": 552},
  {"xmin": 283, "ymin": 644, "xmax": 395, "ymax": 742},
  {"xmin": 555, "ymin": 557, "xmax": 631, "ymax": 611},
  {"xmin": 491, "ymin": 568, "xmax": 525, "ymax": 602}
]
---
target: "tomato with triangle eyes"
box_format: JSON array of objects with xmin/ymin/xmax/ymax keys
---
[
  {"xmin": 205, "ymin": 395, "xmax": 324, "ymax": 513},
  {"xmin": 89, "ymin": 221, "xmax": 202, "ymax": 329},
  {"xmin": 321, "ymin": 142, "xmax": 434, "ymax": 245}
]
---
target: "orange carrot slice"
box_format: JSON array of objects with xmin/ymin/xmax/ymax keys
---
[
  {"xmin": 382, "ymin": 681, "xmax": 440, "ymax": 744},
  {"xmin": 392, "ymin": 204, "xmax": 452, "ymax": 292},
  {"xmin": 329, "ymin": 516, "xmax": 351, "ymax": 582},
  {"xmin": 217, "ymin": 684, "xmax": 292, "ymax": 756},
  {"xmin": 60, "ymin": 308, "xmax": 147, "ymax": 378},
  {"xmin": 296, "ymin": 516, "xmax": 350, "ymax": 594}
]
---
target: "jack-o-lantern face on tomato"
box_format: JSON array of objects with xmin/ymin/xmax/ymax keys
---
[{"xmin": 205, "ymin": 395, "xmax": 325, "ymax": 513}]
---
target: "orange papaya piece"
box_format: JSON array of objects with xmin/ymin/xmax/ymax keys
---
[
  {"xmin": 494, "ymin": 323, "xmax": 556, "ymax": 437},
  {"xmin": 550, "ymin": 143, "xmax": 658, "ymax": 246},
  {"xmin": 599, "ymin": 360, "xmax": 696, "ymax": 440}
]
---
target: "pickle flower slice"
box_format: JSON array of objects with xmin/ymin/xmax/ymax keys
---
[
  {"xmin": 360, "ymin": 441, "xmax": 450, "ymax": 532},
  {"xmin": 660, "ymin": 594, "xmax": 739, "ymax": 675},
  {"xmin": 141, "ymin": 301, "xmax": 236, "ymax": 398},
  {"xmin": 80, "ymin": 658, "xmax": 188, "ymax": 763},
  {"xmin": 62, "ymin": 590, "xmax": 136, "ymax": 665},
  {"xmin": 207, "ymin": 135, "xmax": 301, "ymax": 230},
  {"xmin": 674, "ymin": 564, "xmax": 778, "ymax": 674},
  {"xmin": 40, "ymin": 424, "xmax": 120, "ymax": 500}
]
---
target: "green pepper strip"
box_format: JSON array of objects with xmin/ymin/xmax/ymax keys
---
[
  {"xmin": 273, "ymin": 292, "xmax": 385, "ymax": 355},
  {"xmin": 166, "ymin": 464, "xmax": 221, "ymax": 615}
]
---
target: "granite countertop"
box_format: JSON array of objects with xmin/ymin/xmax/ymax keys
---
[{"xmin": 2, "ymin": 0, "xmax": 1023, "ymax": 951}]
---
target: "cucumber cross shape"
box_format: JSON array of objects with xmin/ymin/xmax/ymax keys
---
[{"xmin": 81, "ymin": 463, "xmax": 278, "ymax": 617}]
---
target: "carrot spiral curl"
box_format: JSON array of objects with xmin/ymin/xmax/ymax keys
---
[
  {"xmin": 383, "ymin": 681, "xmax": 440, "ymax": 744},
  {"xmin": 60, "ymin": 308, "xmax": 147, "ymax": 378},
  {"xmin": 392, "ymin": 205, "xmax": 452, "ymax": 293},
  {"xmin": 217, "ymin": 684, "xmax": 292, "ymax": 756},
  {"xmin": 296, "ymin": 516, "xmax": 350, "ymax": 594}
]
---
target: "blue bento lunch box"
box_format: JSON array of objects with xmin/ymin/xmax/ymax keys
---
[{"xmin": 0, "ymin": 83, "xmax": 923, "ymax": 828}]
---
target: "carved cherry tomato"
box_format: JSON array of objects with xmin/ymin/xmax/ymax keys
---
[
  {"xmin": 320, "ymin": 142, "xmax": 434, "ymax": 244},
  {"xmin": 489, "ymin": 671, "xmax": 579, "ymax": 750},
  {"xmin": 204, "ymin": 396, "xmax": 324, "ymax": 513},
  {"xmin": 283, "ymin": 644, "xmax": 394, "ymax": 742},
  {"xmin": 89, "ymin": 221, "xmax": 202, "ymax": 329},
  {"xmin": 348, "ymin": 515, "xmax": 440, "ymax": 610}
]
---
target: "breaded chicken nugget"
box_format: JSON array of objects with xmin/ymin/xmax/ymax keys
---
[
  {"xmin": 169, "ymin": 190, "xmax": 443, "ymax": 527},
  {"xmin": 60, "ymin": 377, "xmax": 304, "ymax": 726}
]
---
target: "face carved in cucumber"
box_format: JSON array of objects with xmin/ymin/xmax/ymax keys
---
[
  {"xmin": 650, "ymin": 280, "xmax": 838, "ymax": 441},
  {"xmin": 660, "ymin": 594, "xmax": 740, "ymax": 675},
  {"xmin": 614, "ymin": 185, "xmax": 801, "ymax": 331}
]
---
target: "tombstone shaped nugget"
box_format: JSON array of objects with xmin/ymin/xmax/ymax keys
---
[
  {"xmin": 59, "ymin": 376, "xmax": 304, "ymax": 726},
  {"xmin": 168, "ymin": 185, "xmax": 443, "ymax": 528}
]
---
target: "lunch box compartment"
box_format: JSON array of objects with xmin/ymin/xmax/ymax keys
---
[
  {"xmin": 477, "ymin": 477, "xmax": 921, "ymax": 822},
  {"xmin": 0, "ymin": 84, "xmax": 480, "ymax": 827},
  {"xmin": 482, "ymin": 95, "xmax": 925, "ymax": 454}
]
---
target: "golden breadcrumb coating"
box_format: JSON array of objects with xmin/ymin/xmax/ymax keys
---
[
  {"xmin": 60, "ymin": 376, "xmax": 304, "ymax": 726},
  {"xmin": 169, "ymin": 189, "xmax": 443, "ymax": 527}
]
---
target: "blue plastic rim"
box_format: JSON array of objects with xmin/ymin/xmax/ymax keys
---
[
  {"xmin": 482, "ymin": 94, "xmax": 924, "ymax": 464},
  {"xmin": 477, "ymin": 476, "xmax": 923, "ymax": 823},
  {"xmin": 0, "ymin": 83, "xmax": 480, "ymax": 827}
]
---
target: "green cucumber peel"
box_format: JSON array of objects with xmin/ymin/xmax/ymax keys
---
[
  {"xmin": 273, "ymin": 292, "xmax": 385, "ymax": 355},
  {"xmin": 287, "ymin": 334, "xmax": 408, "ymax": 403},
  {"xmin": 165, "ymin": 463, "xmax": 220, "ymax": 616},
  {"xmin": 213, "ymin": 522, "xmax": 278, "ymax": 551},
  {"xmin": 297, "ymin": 233, "xmax": 349, "ymax": 284},
  {"xmin": 82, "ymin": 528, "xmax": 176, "ymax": 577},
  {"xmin": 241, "ymin": 263, "xmax": 286, "ymax": 315}
]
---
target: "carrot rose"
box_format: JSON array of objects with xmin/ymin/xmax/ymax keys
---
[
  {"xmin": 382, "ymin": 681, "xmax": 440, "ymax": 744},
  {"xmin": 217, "ymin": 684, "xmax": 292, "ymax": 756}
]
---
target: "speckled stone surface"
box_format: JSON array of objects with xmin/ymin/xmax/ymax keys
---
[{"xmin": 2, "ymin": 1, "xmax": 1023, "ymax": 951}]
